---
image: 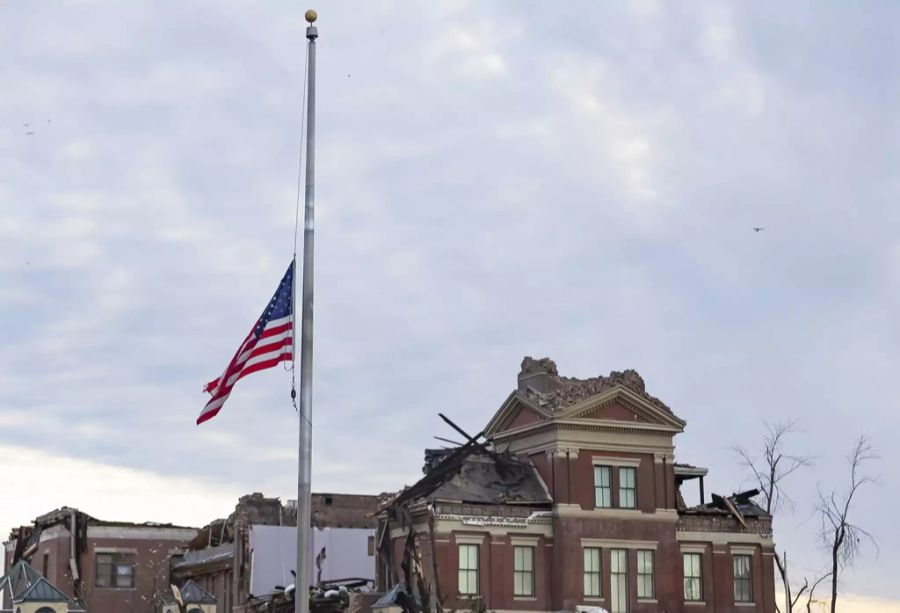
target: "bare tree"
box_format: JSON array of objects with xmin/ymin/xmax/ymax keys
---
[
  {"xmin": 734, "ymin": 420, "xmax": 813, "ymax": 613},
  {"xmin": 804, "ymin": 571, "xmax": 832, "ymax": 613},
  {"xmin": 816, "ymin": 436, "xmax": 878, "ymax": 613}
]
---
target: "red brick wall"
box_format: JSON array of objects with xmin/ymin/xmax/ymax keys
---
[
  {"xmin": 80, "ymin": 536, "xmax": 185, "ymax": 613},
  {"xmin": 553, "ymin": 514, "xmax": 679, "ymax": 612}
]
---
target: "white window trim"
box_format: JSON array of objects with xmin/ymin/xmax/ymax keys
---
[
  {"xmin": 510, "ymin": 536, "xmax": 540, "ymax": 547},
  {"xmin": 730, "ymin": 545, "xmax": 757, "ymax": 555},
  {"xmin": 591, "ymin": 456, "xmax": 641, "ymax": 467},
  {"xmin": 582, "ymin": 538, "xmax": 657, "ymax": 550},
  {"xmin": 513, "ymin": 545, "xmax": 535, "ymax": 598},
  {"xmin": 680, "ymin": 544, "xmax": 707, "ymax": 553},
  {"xmin": 455, "ymin": 534, "xmax": 486, "ymax": 545},
  {"xmin": 94, "ymin": 547, "xmax": 138, "ymax": 554}
]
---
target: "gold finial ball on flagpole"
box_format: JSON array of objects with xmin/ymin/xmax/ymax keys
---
[{"xmin": 305, "ymin": 9, "xmax": 318, "ymax": 23}]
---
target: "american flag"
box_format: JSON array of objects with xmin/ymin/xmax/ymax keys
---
[{"xmin": 197, "ymin": 261, "xmax": 294, "ymax": 425}]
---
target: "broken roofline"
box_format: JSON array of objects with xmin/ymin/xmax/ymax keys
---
[
  {"xmin": 516, "ymin": 357, "xmax": 677, "ymax": 415},
  {"xmin": 14, "ymin": 506, "xmax": 198, "ymax": 533},
  {"xmin": 376, "ymin": 447, "xmax": 552, "ymax": 519}
]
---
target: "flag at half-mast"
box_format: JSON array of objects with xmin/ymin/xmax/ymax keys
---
[{"xmin": 197, "ymin": 261, "xmax": 294, "ymax": 425}]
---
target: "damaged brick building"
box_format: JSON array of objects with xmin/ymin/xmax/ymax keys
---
[
  {"xmin": 377, "ymin": 357, "xmax": 775, "ymax": 613},
  {"xmin": 3, "ymin": 507, "xmax": 198, "ymax": 612},
  {"xmin": 173, "ymin": 492, "xmax": 381, "ymax": 612}
]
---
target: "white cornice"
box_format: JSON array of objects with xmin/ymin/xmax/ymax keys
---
[
  {"xmin": 676, "ymin": 531, "xmax": 774, "ymax": 547},
  {"xmin": 555, "ymin": 505, "xmax": 679, "ymax": 523}
]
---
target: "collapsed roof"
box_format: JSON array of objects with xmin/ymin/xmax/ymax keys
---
[
  {"xmin": 382, "ymin": 444, "xmax": 552, "ymax": 513},
  {"xmin": 517, "ymin": 356, "xmax": 673, "ymax": 414}
]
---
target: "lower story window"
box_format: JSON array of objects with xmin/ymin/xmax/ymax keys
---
[
  {"xmin": 734, "ymin": 554, "xmax": 753, "ymax": 603},
  {"xmin": 458, "ymin": 544, "xmax": 479, "ymax": 596},
  {"xmin": 513, "ymin": 546, "xmax": 534, "ymax": 597},
  {"xmin": 583, "ymin": 547, "xmax": 602, "ymax": 598},
  {"xmin": 683, "ymin": 552, "xmax": 703, "ymax": 602},
  {"xmin": 95, "ymin": 552, "xmax": 135, "ymax": 588},
  {"xmin": 637, "ymin": 549, "xmax": 655, "ymax": 599},
  {"xmin": 610, "ymin": 549, "xmax": 628, "ymax": 613}
]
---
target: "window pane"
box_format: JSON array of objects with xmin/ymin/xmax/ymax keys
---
[
  {"xmin": 459, "ymin": 545, "xmax": 479, "ymax": 595},
  {"xmin": 734, "ymin": 555, "xmax": 752, "ymax": 602},
  {"xmin": 619, "ymin": 467, "xmax": 637, "ymax": 509},
  {"xmin": 637, "ymin": 550, "xmax": 654, "ymax": 599},
  {"xmin": 513, "ymin": 547, "xmax": 534, "ymax": 597},
  {"xmin": 95, "ymin": 565, "xmax": 111, "ymax": 587},
  {"xmin": 683, "ymin": 553, "xmax": 702, "ymax": 601},
  {"xmin": 583, "ymin": 548, "xmax": 601, "ymax": 597},
  {"xmin": 594, "ymin": 466, "xmax": 612, "ymax": 508},
  {"xmin": 514, "ymin": 546, "xmax": 533, "ymax": 572},
  {"xmin": 610, "ymin": 550, "xmax": 628, "ymax": 613}
]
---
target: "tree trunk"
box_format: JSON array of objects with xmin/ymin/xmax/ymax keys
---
[
  {"xmin": 775, "ymin": 551, "xmax": 791, "ymax": 612},
  {"xmin": 830, "ymin": 528, "xmax": 843, "ymax": 613}
]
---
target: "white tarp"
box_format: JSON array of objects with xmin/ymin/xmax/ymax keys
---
[{"xmin": 248, "ymin": 524, "xmax": 375, "ymax": 596}]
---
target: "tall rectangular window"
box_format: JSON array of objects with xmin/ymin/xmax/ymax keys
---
[
  {"xmin": 458, "ymin": 545, "xmax": 479, "ymax": 596},
  {"xmin": 583, "ymin": 547, "xmax": 602, "ymax": 598},
  {"xmin": 683, "ymin": 553, "xmax": 703, "ymax": 602},
  {"xmin": 637, "ymin": 550, "xmax": 655, "ymax": 600},
  {"xmin": 513, "ymin": 546, "xmax": 534, "ymax": 597},
  {"xmin": 594, "ymin": 466, "xmax": 612, "ymax": 508},
  {"xmin": 610, "ymin": 549, "xmax": 628, "ymax": 613},
  {"xmin": 734, "ymin": 554, "xmax": 753, "ymax": 603},
  {"xmin": 619, "ymin": 467, "xmax": 637, "ymax": 509},
  {"xmin": 42, "ymin": 553, "xmax": 49, "ymax": 578},
  {"xmin": 95, "ymin": 552, "xmax": 135, "ymax": 588}
]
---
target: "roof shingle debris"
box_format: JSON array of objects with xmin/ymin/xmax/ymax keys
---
[
  {"xmin": 517, "ymin": 356, "xmax": 673, "ymax": 414},
  {"xmin": 682, "ymin": 488, "xmax": 769, "ymax": 522}
]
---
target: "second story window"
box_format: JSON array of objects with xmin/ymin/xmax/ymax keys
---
[
  {"xmin": 619, "ymin": 467, "xmax": 637, "ymax": 509},
  {"xmin": 95, "ymin": 552, "xmax": 135, "ymax": 589},
  {"xmin": 583, "ymin": 547, "xmax": 602, "ymax": 598},
  {"xmin": 458, "ymin": 544, "xmax": 479, "ymax": 596},
  {"xmin": 637, "ymin": 550, "xmax": 655, "ymax": 599},
  {"xmin": 733, "ymin": 554, "xmax": 753, "ymax": 603},
  {"xmin": 683, "ymin": 552, "xmax": 703, "ymax": 602},
  {"xmin": 513, "ymin": 546, "xmax": 534, "ymax": 597},
  {"xmin": 594, "ymin": 466, "xmax": 612, "ymax": 508}
]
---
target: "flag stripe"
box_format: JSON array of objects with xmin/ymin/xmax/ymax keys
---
[{"xmin": 197, "ymin": 261, "xmax": 294, "ymax": 425}]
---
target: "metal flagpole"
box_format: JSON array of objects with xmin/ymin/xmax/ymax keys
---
[{"xmin": 296, "ymin": 9, "xmax": 318, "ymax": 613}]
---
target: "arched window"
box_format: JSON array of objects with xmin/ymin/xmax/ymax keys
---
[{"xmin": 36, "ymin": 607, "xmax": 57, "ymax": 613}]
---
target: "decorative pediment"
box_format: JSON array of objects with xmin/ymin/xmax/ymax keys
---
[
  {"xmin": 558, "ymin": 385, "xmax": 685, "ymax": 430},
  {"xmin": 484, "ymin": 392, "xmax": 553, "ymax": 437},
  {"xmin": 485, "ymin": 382, "xmax": 685, "ymax": 439}
]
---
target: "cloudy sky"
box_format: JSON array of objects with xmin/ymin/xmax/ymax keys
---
[{"xmin": 2, "ymin": 0, "xmax": 898, "ymax": 606}]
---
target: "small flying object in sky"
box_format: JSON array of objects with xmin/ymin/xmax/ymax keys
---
[{"xmin": 752, "ymin": 227, "xmax": 765, "ymax": 232}]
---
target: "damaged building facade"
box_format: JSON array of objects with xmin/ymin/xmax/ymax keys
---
[
  {"xmin": 377, "ymin": 358, "xmax": 776, "ymax": 613},
  {"xmin": 2, "ymin": 508, "xmax": 197, "ymax": 612},
  {"xmin": 3, "ymin": 493, "xmax": 380, "ymax": 613},
  {"xmin": 173, "ymin": 492, "xmax": 380, "ymax": 612}
]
